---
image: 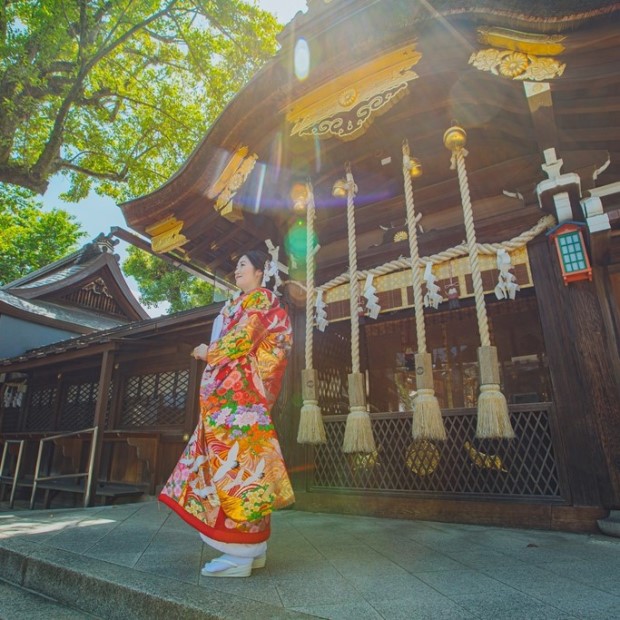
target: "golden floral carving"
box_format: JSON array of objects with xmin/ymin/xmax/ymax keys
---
[
  {"xmin": 215, "ymin": 155, "xmax": 257, "ymax": 211},
  {"xmin": 208, "ymin": 147, "xmax": 258, "ymax": 222},
  {"xmin": 286, "ymin": 45, "xmax": 422, "ymax": 142},
  {"xmin": 469, "ymin": 48, "xmax": 565, "ymax": 81},
  {"xmin": 520, "ymin": 56, "xmax": 566, "ymax": 81},
  {"xmin": 338, "ymin": 88, "xmax": 358, "ymax": 107},
  {"xmin": 499, "ymin": 52, "xmax": 529, "ymax": 78}
]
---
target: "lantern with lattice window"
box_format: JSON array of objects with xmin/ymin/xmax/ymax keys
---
[{"xmin": 547, "ymin": 222, "xmax": 592, "ymax": 285}]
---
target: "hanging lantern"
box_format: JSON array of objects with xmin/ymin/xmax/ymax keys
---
[{"xmin": 547, "ymin": 222, "xmax": 592, "ymax": 285}]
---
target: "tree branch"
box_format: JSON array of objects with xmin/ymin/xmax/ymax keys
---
[
  {"xmin": 93, "ymin": 1, "xmax": 181, "ymax": 69},
  {"xmin": 30, "ymin": 1, "xmax": 180, "ymax": 181},
  {"xmin": 114, "ymin": 92, "xmax": 195, "ymax": 131},
  {"xmin": 0, "ymin": 163, "xmax": 49, "ymax": 194},
  {"xmin": 58, "ymin": 160, "xmax": 129, "ymax": 182}
]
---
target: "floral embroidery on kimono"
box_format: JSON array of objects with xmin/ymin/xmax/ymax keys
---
[{"xmin": 159, "ymin": 288, "xmax": 294, "ymax": 543}]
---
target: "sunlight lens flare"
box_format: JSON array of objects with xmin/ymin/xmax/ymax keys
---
[{"xmin": 294, "ymin": 38, "xmax": 310, "ymax": 81}]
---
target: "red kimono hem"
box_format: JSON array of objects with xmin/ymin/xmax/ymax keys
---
[{"xmin": 158, "ymin": 493, "xmax": 271, "ymax": 544}]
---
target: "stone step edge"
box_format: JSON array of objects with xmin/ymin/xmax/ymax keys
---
[
  {"xmin": 597, "ymin": 510, "xmax": 620, "ymax": 538},
  {"xmin": 0, "ymin": 537, "xmax": 311, "ymax": 620},
  {"xmin": 0, "ymin": 576, "xmax": 103, "ymax": 619}
]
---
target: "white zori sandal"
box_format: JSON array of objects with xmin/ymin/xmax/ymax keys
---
[{"xmin": 201, "ymin": 554, "xmax": 255, "ymax": 578}]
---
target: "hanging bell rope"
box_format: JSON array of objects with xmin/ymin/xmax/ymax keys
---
[
  {"xmin": 297, "ymin": 182, "xmax": 327, "ymax": 444},
  {"xmin": 340, "ymin": 163, "xmax": 376, "ymax": 453},
  {"xmin": 402, "ymin": 140, "xmax": 446, "ymax": 441},
  {"xmin": 444, "ymin": 125, "xmax": 515, "ymax": 440}
]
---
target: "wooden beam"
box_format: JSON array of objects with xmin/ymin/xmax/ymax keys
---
[
  {"xmin": 523, "ymin": 82, "xmax": 558, "ymax": 154},
  {"xmin": 86, "ymin": 349, "xmax": 115, "ymax": 507},
  {"xmin": 1, "ymin": 342, "xmax": 117, "ymax": 373}
]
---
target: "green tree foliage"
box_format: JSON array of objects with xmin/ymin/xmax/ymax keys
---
[
  {"xmin": 0, "ymin": 183, "xmax": 85, "ymax": 285},
  {"xmin": 0, "ymin": 0, "xmax": 280, "ymax": 201},
  {"xmin": 123, "ymin": 244, "xmax": 217, "ymax": 313}
]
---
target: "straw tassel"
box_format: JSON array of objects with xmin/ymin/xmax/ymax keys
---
[
  {"xmin": 343, "ymin": 372, "xmax": 375, "ymax": 453},
  {"xmin": 402, "ymin": 141, "xmax": 446, "ymax": 441},
  {"xmin": 341, "ymin": 164, "xmax": 376, "ymax": 453},
  {"xmin": 298, "ymin": 368, "xmax": 326, "ymax": 444},
  {"xmin": 297, "ymin": 182, "xmax": 327, "ymax": 444},
  {"xmin": 444, "ymin": 126, "xmax": 515, "ymax": 440},
  {"xmin": 412, "ymin": 353, "xmax": 446, "ymax": 441},
  {"xmin": 476, "ymin": 346, "xmax": 514, "ymax": 439}
]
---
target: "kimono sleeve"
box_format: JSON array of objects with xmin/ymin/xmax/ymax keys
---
[{"xmin": 205, "ymin": 290, "xmax": 273, "ymax": 367}]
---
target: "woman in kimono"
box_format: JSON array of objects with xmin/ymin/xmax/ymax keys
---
[{"xmin": 159, "ymin": 250, "xmax": 294, "ymax": 577}]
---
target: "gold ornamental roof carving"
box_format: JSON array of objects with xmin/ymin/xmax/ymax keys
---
[
  {"xmin": 207, "ymin": 146, "xmax": 258, "ymax": 222},
  {"xmin": 145, "ymin": 216, "xmax": 188, "ymax": 254},
  {"xmin": 286, "ymin": 45, "xmax": 422, "ymax": 142},
  {"xmin": 469, "ymin": 27, "xmax": 566, "ymax": 81}
]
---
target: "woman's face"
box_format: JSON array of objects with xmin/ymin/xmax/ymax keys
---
[{"xmin": 235, "ymin": 255, "xmax": 263, "ymax": 293}]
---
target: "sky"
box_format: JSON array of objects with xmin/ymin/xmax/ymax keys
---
[{"xmin": 40, "ymin": 0, "xmax": 307, "ymax": 315}]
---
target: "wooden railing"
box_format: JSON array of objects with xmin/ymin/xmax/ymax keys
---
[
  {"xmin": 30, "ymin": 427, "xmax": 99, "ymax": 509},
  {"xmin": 0, "ymin": 429, "xmax": 160, "ymax": 509},
  {"xmin": 0, "ymin": 439, "xmax": 25, "ymax": 508}
]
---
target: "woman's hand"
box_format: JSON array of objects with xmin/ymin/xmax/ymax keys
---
[{"xmin": 191, "ymin": 343, "xmax": 209, "ymax": 360}]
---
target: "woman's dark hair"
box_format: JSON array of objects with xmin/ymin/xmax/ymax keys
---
[{"xmin": 243, "ymin": 250, "xmax": 269, "ymax": 273}]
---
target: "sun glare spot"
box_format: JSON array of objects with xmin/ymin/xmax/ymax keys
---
[
  {"xmin": 294, "ymin": 38, "xmax": 310, "ymax": 81},
  {"xmin": 271, "ymin": 132, "xmax": 283, "ymax": 181},
  {"xmin": 252, "ymin": 161, "xmax": 266, "ymax": 214},
  {"xmin": 313, "ymin": 134, "xmax": 322, "ymax": 174}
]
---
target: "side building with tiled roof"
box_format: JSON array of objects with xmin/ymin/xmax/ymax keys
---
[{"xmin": 0, "ymin": 233, "xmax": 148, "ymax": 359}]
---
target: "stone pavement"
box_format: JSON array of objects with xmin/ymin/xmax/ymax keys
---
[{"xmin": 0, "ymin": 499, "xmax": 619, "ymax": 619}]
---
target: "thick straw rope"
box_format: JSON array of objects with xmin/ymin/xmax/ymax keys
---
[
  {"xmin": 448, "ymin": 137, "xmax": 514, "ymax": 440},
  {"xmin": 403, "ymin": 141, "xmax": 446, "ymax": 441},
  {"xmin": 297, "ymin": 182, "xmax": 326, "ymax": 444},
  {"xmin": 454, "ymin": 148, "xmax": 490, "ymax": 346},
  {"xmin": 305, "ymin": 183, "xmax": 316, "ymax": 370},
  {"xmin": 316, "ymin": 214, "xmax": 556, "ymax": 294},
  {"xmin": 342, "ymin": 164, "xmax": 375, "ymax": 453},
  {"xmin": 346, "ymin": 168, "xmax": 361, "ymax": 374},
  {"xmin": 402, "ymin": 143, "xmax": 426, "ymax": 353}
]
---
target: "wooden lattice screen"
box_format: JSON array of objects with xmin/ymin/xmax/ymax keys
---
[
  {"xmin": 119, "ymin": 369, "xmax": 189, "ymax": 428},
  {"xmin": 24, "ymin": 385, "xmax": 57, "ymax": 431},
  {"xmin": 58, "ymin": 382, "xmax": 98, "ymax": 431},
  {"xmin": 314, "ymin": 324, "xmax": 352, "ymax": 415},
  {"xmin": 311, "ymin": 403, "xmax": 563, "ymax": 499}
]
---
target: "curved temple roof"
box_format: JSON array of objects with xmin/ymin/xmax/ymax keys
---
[{"xmin": 120, "ymin": 0, "xmax": 620, "ymax": 286}]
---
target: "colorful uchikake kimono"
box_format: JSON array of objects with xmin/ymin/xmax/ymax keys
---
[{"xmin": 159, "ymin": 288, "xmax": 295, "ymax": 544}]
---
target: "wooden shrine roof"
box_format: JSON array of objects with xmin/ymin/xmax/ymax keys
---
[
  {"xmin": 120, "ymin": 0, "xmax": 620, "ymax": 287},
  {"xmin": 1, "ymin": 234, "xmax": 149, "ymax": 331}
]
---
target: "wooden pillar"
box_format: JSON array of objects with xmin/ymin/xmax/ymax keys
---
[
  {"xmin": 86, "ymin": 348, "xmax": 115, "ymax": 507},
  {"xmin": 284, "ymin": 299, "xmax": 308, "ymax": 492},
  {"xmin": 51, "ymin": 374, "xmax": 64, "ymax": 431},
  {"xmin": 108, "ymin": 360, "xmax": 123, "ymax": 430},
  {"xmin": 184, "ymin": 358, "xmax": 202, "ymax": 438},
  {"xmin": 592, "ymin": 265, "xmax": 620, "ymax": 496},
  {"xmin": 529, "ymin": 238, "xmax": 620, "ymax": 506}
]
